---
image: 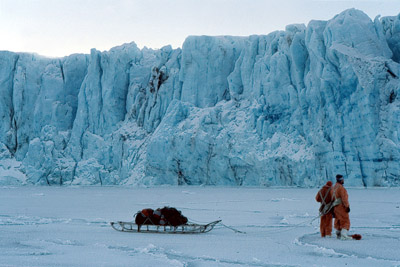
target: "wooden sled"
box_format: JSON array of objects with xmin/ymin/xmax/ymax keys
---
[{"xmin": 110, "ymin": 220, "xmax": 221, "ymax": 234}]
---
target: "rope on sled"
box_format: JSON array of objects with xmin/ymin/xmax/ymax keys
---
[
  {"xmin": 187, "ymin": 217, "xmax": 246, "ymax": 234},
  {"xmin": 188, "ymin": 215, "xmax": 321, "ymax": 235},
  {"xmin": 219, "ymin": 222, "xmax": 247, "ymax": 234},
  {"xmin": 257, "ymin": 215, "xmax": 320, "ymax": 235},
  {"xmin": 287, "ymin": 215, "xmax": 321, "ymax": 228}
]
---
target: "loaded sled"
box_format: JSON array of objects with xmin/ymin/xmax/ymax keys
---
[
  {"xmin": 110, "ymin": 220, "xmax": 221, "ymax": 234},
  {"xmin": 110, "ymin": 206, "xmax": 220, "ymax": 234}
]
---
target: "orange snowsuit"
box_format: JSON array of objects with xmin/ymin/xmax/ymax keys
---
[
  {"xmin": 316, "ymin": 181, "xmax": 333, "ymax": 237},
  {"xmin": 332, "ymin": 182, "xmax": 350, "ymax": 231}
]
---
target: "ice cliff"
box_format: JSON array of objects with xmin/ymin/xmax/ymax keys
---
[{"xmin": 1, "ymin": 9, "xmax": 399, "ymax": 187}]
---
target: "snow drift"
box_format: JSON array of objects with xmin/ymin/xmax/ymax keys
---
[{"xmin": 0, "ymin": 9, "xmax": 399, "ymax": 186}]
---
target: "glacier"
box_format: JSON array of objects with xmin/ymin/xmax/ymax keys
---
[{"xmin": 0, "ymin": 9, "xmax": 399, "ymax": 187}]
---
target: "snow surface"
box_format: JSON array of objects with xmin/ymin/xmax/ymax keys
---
[
  {"xmin": 1, "ymin": 186, "xmax": 399, "ymax": 267},
  {"xmin": 0, "ymin": 9, "xmax": 400, "ymax": 187}
]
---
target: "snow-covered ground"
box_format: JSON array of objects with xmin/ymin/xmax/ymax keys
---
[{"xmin": 0, "ymin": 186, "xmax": 399, "ymax": 267}]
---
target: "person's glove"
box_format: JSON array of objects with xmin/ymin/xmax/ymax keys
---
[{"xmin": 346, "ymin": 207, "xmax": 350, "ymax": 213}]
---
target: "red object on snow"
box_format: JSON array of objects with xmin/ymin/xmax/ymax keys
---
[{"xmin": 351, "ymin": 234, "xmax": 362, "ymax": 240}]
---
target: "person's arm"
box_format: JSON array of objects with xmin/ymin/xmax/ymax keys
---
[
  {"xmin": 340, "ymin": 187, "xmax": 350, "ymax": 208},
  {"xmin": 316, "ymin": 191, "xmax": 321, "ymax": 202}
]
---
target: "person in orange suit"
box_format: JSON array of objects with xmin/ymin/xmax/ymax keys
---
[
  {"xmin": 332, "ymin": 174, "xmax": 352, "ymax": 240},
  {"xmin": 316, "ymin": 181, "xmax": 333, "ymax": 237}
]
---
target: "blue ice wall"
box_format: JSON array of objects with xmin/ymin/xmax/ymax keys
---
[{"xmin": 0, "ymin": 9, "xmax": 399, "ymax": 186}]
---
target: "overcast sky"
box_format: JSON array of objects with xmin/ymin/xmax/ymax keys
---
[{"xmin": 1, "ymin": 0, "xmax": 399, "ymax": 57}]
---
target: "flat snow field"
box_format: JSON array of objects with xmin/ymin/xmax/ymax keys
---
[{"xmin": 0, "ymin": 186, "xmax": 399, "ymax": 267}]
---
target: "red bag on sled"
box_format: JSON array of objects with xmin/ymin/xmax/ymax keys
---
[{"xmin": 134, "ymin": 207, "xmax": 188, "ymax": 226}]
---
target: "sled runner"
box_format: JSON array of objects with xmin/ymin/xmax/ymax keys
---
[{"xmin": 110, "ymin": 220, "xmax": 221, "ymax": 234}]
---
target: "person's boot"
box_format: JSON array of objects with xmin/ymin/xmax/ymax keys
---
[
  {"xmin": 340, "ymin": 229, "xmax": 353, "ymax": 240},
  {"xmin": 336, "ymin": 230, "xmax": 341, "ymax": 239}
]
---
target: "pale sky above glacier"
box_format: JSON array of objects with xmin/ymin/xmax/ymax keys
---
[{"xmin": 0, "ymin": 0, "xmax": 399, "ymax": 58}]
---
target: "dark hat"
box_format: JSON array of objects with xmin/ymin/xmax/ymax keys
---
[{"xmin": 336, "ymin": 174, "xmax": 344, "ymax": 182}]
